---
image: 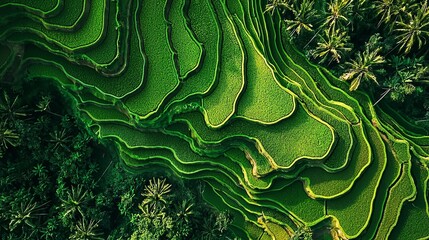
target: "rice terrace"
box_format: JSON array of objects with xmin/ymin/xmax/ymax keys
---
[{"xmin": 0, "ymin": 0, "xmax": 429, "ymax": 239}]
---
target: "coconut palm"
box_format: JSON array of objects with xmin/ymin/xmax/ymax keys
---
[
  {"xmin": 311, "ymin": 28, "xmax": 352, "ymax": 65},
  {"xmin": 36, "ymin": 95, "xmax": 62, "ymax": 117},
  {"xmin": 394, "ymin": 2, "xmax": 429, "ymax": 54},
  {"xmin": 49, "ymin": 128, "xmax": 72, "ymax": 151},
  {"xmin": 340, "ymin": 37, "xmax": 385, "ymax": 91},
  {"xmin": 322, "ymin": 0, "xmax": 353, "ymax": 32},
  {"xmin": 374, "ymin": 0, "xmax": 407, "ymax": 28},
  {"xmin": 285, "ymin": 0, "xmax": 319, "ymax": 36},
  {"xmin": 265, "ymin": 0, "xmax": 291, "ymax": 15},
  {"xmin": 141, "ymin": 178, "xmax": 172, "ymax": 211},
  {"xmin": 175, "ymin": 199, "xmax": 194, "ymax": 223},
  {"xmin": 8, "ymin": 198, "xmax": 48, "ymax": 232},
  {"xmin": 0, "ymin": 122, "xmax": 19, "ymax": 150},
  {"xmin": 0, "ymin": 91, "xmax": 28, "ymax": 123},
  {"xmin": 138, "ymin": 202, "xmax": 165, "ymax": 220},
  {"xmin": 69, "ymin": 218, "xmax": 103, "ymax": 240},
  {"xmin": 59, "ymin": 185, "xmax": 90, "ymax": 220},
  {"xmin": 389, "ymin": 55, "xmax": 429, "ymax": 84}
]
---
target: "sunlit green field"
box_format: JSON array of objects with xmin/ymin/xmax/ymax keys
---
[{"xmin": 1, "ymin": 0, "xmax": 428, "ymax": 239}]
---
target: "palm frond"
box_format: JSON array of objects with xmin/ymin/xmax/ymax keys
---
[{"xmin": 394, "ymin": 2, "xmax": 429, "ymax": 54}]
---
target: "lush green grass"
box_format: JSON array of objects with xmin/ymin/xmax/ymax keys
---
[
  {"xmin": 80, "ymin": 103, "xmax": 129, "ymax": 123},
  {"xmin": 168, "ymin": 0, "xmax": 219, "ymax": 103},
  {"xmin": 390, "ymin": 163, "xmax": 429, "ymax": 239},
  {"xmin": 202, "ymin": 0, "xmax": 245, "ymax": 128},
  {"xmin": 257, "ymin": 180, "xmax": 326, "ymax": 225},
  {"xmin": 17, "ymin": 7, "xmax": 144, "ymax": 99},
  {"xmin": 0, "ymin": 0, "xmax": 107, "ymax": 50},
  {"xmin": 327, "ymin": 121, "xmax": 387, "ymax": 238},
  {"xmin": 1, "ymin": 0, "xmax": 60, "ymax": 16},
  {"xmin": 83, "ymin": 0, "xmax": 121, "ymax": 65},
  {"xmin": 299, "ymin": 124, "xmax": 371, "ymax": 198},
  {"xmin": 24, "ymin": 58, "xmax": 76, "ymax": 87},
  {"xmin": 124, "ymin": 0, "xmax": 179, "ymax": 119},
  {"xmin": 374, "ymin": 162, "xmax": 416, "ymax": 239},
  {"xmin": 358, "ymin": 138, "xmax": 402, "ymax": 239},
  {"xmin": 234, "ymin": 16, "xmax": 296, "ymax": 125},
  {"xmin": 261, "ymin": 220, "xmax": 291, "ymax": 239},
  {"xmin": 168, "ymin": 0, "xmax": 202, "ymax": 79},
  {"xmin": 43, "ymin": 0, "xmax": 86, "ymax": 27},
  {"xmin": 178, "ymin": 106, "xmax": 335, "ymax": 170}
]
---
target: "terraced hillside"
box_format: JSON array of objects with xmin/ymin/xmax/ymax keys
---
[{"xmin": 1, "ymin": 0, "xmax": 429, "ymax": 239}]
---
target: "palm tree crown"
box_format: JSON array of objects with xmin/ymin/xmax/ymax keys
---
[
  {"xmin": 59, "ymin": 185, "xmax": 90, "ymax": 220},
  {"xmin": 265, "ymin": 0, "xmax": 291, "ymax": 15},
  {"xmin": 0, "ymin": 123, "xmax": 19, "ymax": 150},
  {"xmin": 323, "ymin": 0, "xmax": 353, "ymax": 32},
  {"xmin": 395, "ymin": 2, "xmax": 429, "ymax": 54},
  {"xmin": 285, "ymin": 0, "xmax": 319, "ymax": 36},
  {"xmin": 141, "ymin": 178, "xmax": 172, "ymax": 211},
  {"xmin": 311, "ymin": 28, "xmax": 352, "ymax": 65},
  {"xmin": 374, "ymin": 0, "xmax": 406, "ymax": 28},
  {"xmin": 341, "ymin": 35, "xmax": 385, "ymax": 91},
  {"xmin": 0, "ymin": 91, "xmax": 28, "ymax": 124},
  {"xmin": 9, "ymin": 198, "xmax": 48, "ymax": 232},
  {"xmin": 69, "ymin": 218, "xmax": 103, "ymax": 240}
]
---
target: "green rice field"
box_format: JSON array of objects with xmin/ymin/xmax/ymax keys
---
[{"xmin": 1, "ymin": 0, "xmax": 428, "ymax": 239}]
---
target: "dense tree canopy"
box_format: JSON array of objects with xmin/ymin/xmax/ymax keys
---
[{"xmin": 0, "ymin": 80, "xmax": 235, "ymax": 240}]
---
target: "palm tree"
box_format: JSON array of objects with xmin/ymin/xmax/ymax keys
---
[
  {"xmin": 49, "ymin": 128, "xmax": 72, "ymax": 151},
  {"xmin": 69, "ymin": 218, "xmax": 103, "ymax": 240},
  {"xmin": 59, "ymin": 185, "xmax": 90, "ymax": 220},
  {"xmin": 32, "ymin": 163, "xmax": 48, "ymax": 178},
  {"xmin": 311, "ymin": 28, "xmax": 352, "ymax": 65},
  {"xmin": 141, "ymin": 178, "xmax": 172, "ymax": 211},
  {"xmin": 0, "ymin": 122, "xmax": 19, "ymax": 151},
  {"xmin": 265, "ymin": 0, "xmax": 291, "ymax": 15},
  {"xmin": 340, "ymin": 36, "xmax": 385, "ymax": 91},
  {"xmin": 394, "ymin": 2, "xmax": 429, "ymax": 54},
  {"xmin": 322, "ymin": 0, "xmax": 353, "ymax": 32},
  {"xmin": 8, "ymin": 198, "xmax": 48, "ymax": 232},
  {"xmin": 175, "ymin": 199, "xmax": 194, "ymax": 223},
  {"xmin": 285, "ymin": 0, "xmax": 320, "ymax": 37},
  {"xmin": 374, "ymin": 0, "xmax": 407, "ymax": 28},
  {"xmin": 138, "ymin": 202, "xmax": 165, "ymax": 220},
  {"xmin": 36, "ymin": 95, "xmax": 62, "ymax": 117},
  {"xmin": 0, "ymin": 91, "xmax": 28, "ymax": 123}
]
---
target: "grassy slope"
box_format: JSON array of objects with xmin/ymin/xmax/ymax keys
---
[{"xmin": 1, "ymin": 0, "xmax": 429, "ymax": 239}]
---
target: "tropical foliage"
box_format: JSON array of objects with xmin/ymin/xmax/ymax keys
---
[
  {"xmin": 284, "ymin": 0, "xmax": 319, "ymax": 37},
  {"xmin": 265, "ymin": 0, "xmax": 291, "ymax": 15},
  {"xmin": 277, "ymin": 0, "xmax": 429, "ymax": 118},
  {"xmin": 311, "ymin": 28, "xmax": 352, "ymax": 65},
  {"xmin": 394, "ymin": 2, "xmax": 429, "ymax": 54},
  {"xmin": 0, "ymin": 82, "xmax": 235, "ymax": 239},
  {"xmin": 340, "ymin": 34, "xmax": 385, "ymax": 91}
]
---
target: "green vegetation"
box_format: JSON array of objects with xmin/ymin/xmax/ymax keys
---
[
  {"xmin": 0, "ymin": 82, "xmax": 236, "ymax": 239},
  {"xmin": 1, "ymin": 0, "xmax": 429, "ymax": 239},
  {"xmin": 278, "ymin": 0, "xmax": 429, "ymax": 119}
]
